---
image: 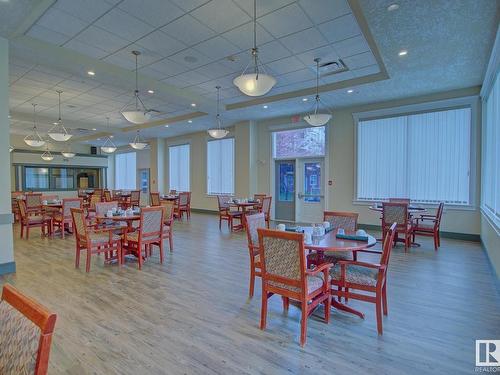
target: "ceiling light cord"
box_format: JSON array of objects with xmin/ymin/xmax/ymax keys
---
[
  {"xmin": 32, "ymin": 103, "xmax": 37, "ymax": 129},
  {"xmin": 57, "ymin": 90, "xmax": 62, "ymax": 122}
]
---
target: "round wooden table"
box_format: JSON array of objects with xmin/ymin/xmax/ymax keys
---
[
  {"xmin": 231, "ymin": 202, "xmax": 258, "ymax": 230},
  {"xmin": 368, "ymin": 204, "xmax": 426, "ymax": 213},
  {"xmin": 161, "ymin": 195, "xmax": 179, "ymax": 201},
  {"xmin": 304, "ymin": 230, "xmax": 377, "ymax": 319},
  {"xmin": 95, "ymin": 215, "xmax": 141, "ymax": 230}
]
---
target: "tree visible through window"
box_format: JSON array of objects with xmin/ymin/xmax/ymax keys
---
[{"xmin": 273, "ymin": 126, "xmax": 325, "ymax": 158}]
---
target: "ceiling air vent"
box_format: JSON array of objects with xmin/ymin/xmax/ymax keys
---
[{"xmin": 319, "ymin": 59, "xmax": 349, "ymax": 77}]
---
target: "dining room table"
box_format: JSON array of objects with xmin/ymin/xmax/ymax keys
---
[
  {"xmin": 95, "ymin": 214, "xmax": 141, "ymax": 231},
  {"xmin": 161, "ymin": 194, "xmax": 179, "ymax": 202},
  {"xmin": 303, "ymin": 228, "xmax": 377, "ymax": 319},
  {"xmin": 230, "ymin": 200, "xmax": 259, "ymax": 230}
]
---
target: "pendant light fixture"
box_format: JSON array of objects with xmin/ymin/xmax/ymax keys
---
[
  {"xmin": 207, "ymin": 86, "xmax": 229, "ymax": 139},
  {"xmin": 121, "ymin": 51, "xmax": 152, "ymax": 124},
  {"xmin": 9, "ymin": 146, "xmax": 14, "ymax": 153},
  {"xmin": 129, "ymin": 130, "xmax": 148, "ymax": 150},
  {"xmin": 41, "ymin": 145, "xmax": 54, "ymax": 161},
  {"xmin": 304, "ymin": 58, "xmax": 332, "ymax": 126},
  {"xmin": 233, "ymin": 0, "xmax": 276, "ymax": 96},
  {"xmin": 48, "ymin": 91, "xmax": 72, "ymax": 141},
  {"xmin": 24, "ymin": 103, "xmax": 46, "ymax": 147},
  {"xmin": 101, "ymin": 117, "xmax": 117, "ymax": 153},
  {"xmin": 61, "ymin": 146, "xmax": 76, "ymax": 158}
]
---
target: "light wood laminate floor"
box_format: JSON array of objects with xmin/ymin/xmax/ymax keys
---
[{"xmin": 1, "ymin": 213, "xmax": 499, "ymax": 374}]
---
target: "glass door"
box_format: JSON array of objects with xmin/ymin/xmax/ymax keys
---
[
  {"xmin": 274, "ymin": 160, "xmax": 295, "ymax": 221},
  {"xmin": 296, "ymin": 159, "xmax": 324, "ymax": 223}
]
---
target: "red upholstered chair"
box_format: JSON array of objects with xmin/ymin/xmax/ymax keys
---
[
  {"xmin": 330, "ymin": 223, "xmax": 397, "ymax": 335},
  {"xmin": 244, "ymin": 213, "xmax": 266, "ymax": 298},
  {"xmin": 150, "ymin": 192, "xmax": 161, "ymax": 206},
  {"xmin": 412, "ymin": 202, "xmax": 444, "ymax": 250},
  {"xmin": 0, "ymin": 284, "xmax": 57, "ymax": 375},
  {"xmin": 123, "ymin": 207, "xmax": 164, "ymax": 270},
  {"xmin": 71, "ymin": 208, "xmax": 122, "ymax": 272},
  {"xmin": 161, "ymin": 201, "xmax": 175, "ymax": 252},
  {"xmin": 130, "ymin": 190, "xmax": 141, "ymax": 207},
  {"xmin": 382, "ymin": 202, "xmax": 413, "ymax": 252},
  {"xmin": 257, "ymin": 228, "xmax": 332, "ymax": 346},
  {"xmin": 25, "ymin": 193, "xmax": 42, "ymax": 215},
  {"xmin": 174, "ymin": 192, "xmax": 190, "ymax": 220},
  {"xmin": 52, "ymin": 198, "xmax": 82, "ymax": 238},
  {"xmin": 388, "ymin": 198, "xmax": 410, "ymax": 204},
  {"xmin": 103, "ymin": 190, "xmax": 112, "ymax": 202},
  {"xmin": 253, "ymin": 194, "xmax": 267, "ymax": 210},
  {"xmin": 322, "ymin": 211, "xmax": 359, "ymax": 262},
  {"xmin": 17, "ymin": 201, "xmax": 52, "ymax": 239},
  {"xmin": 217, "ymin": 195, "xmax": 242, "ymax": 231},
  {"xmin": 260, "ymin": 196, "xmax": 272, "ymax": 228}
]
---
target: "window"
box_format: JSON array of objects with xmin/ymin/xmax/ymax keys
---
[
  {"xmin": 273, "ymin": 126, "xmax": 325, "ymax": 158},
  {"xmin": 22, "ymin": 166, "xmax": 101, "ymax": 191},
  {"xmin": 169, "ymin": 144, "xmax": 190, "ymax": 192},
  {"xmin": 207, "ymin": 138, "xmax": 234, "ymax": 195},
  {"xmin": 356, "ymin": 107, "xmax": 472, "ymax": 205},
  {"xmin": 482, "ymin": 71, "xmax": 499, "ymax": 227},
  {"xmin": 278, "ymin": 162, "xmax": 295, "ymax": 201},
  {"xmin": 50, "ymin": 168, "xmax": 75, "ymax": 189},
  {"xmin": 115, "ymin": 152, "xmax": 136, "ymax": 190},
  {"xmin": 24, "ymin": 167, "xmax": 49, "ymax": 190}
]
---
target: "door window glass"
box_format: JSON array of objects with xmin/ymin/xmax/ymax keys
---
[
  {"xmin": 279, "ymin": 162, "xmax": 295, "ymax": 201},
  {"xmin": 304, "ymin": 162, "xmax": 321, "ymax": 202}
]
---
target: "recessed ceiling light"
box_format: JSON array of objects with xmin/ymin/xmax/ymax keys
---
[
  {"xmin": 164, "ymin": 125, "xmax": 169, "ymax": 128},
  {"xmin": 398, "ymin": 50, "xmax": 408, "ymax": 56},
  {"xmin": 191, "ymin": 103, "xmax": 196, "ymax": 107},
  {"xmin": 347, "ymin": 89, "xmax": 354, "ymax": 93},
  {"xmin": 188, "ymin": 120, "xmax": 193, "ymax": 123},
  {"xmin": 110, "ymin": 135, "xmax": 114, "ymax": 138},
  {"xmin": 97, "ymin": 138, "xmax": 101, "ymax": 141},
  {"xmin": 87, "ymin": 71, "xmax": 95, "ymax": 76},
  {"xmin": 53, "ymin": 122, "xmax": 58, "ymax": 125},
  {"xmin": 387, "ymin": 3, "xmax": 399, "ymax": 11},
  {"xmin": 7, "ymin": 114, "xmax": 11, "ymax": 119},
  {"xmin": 302, "ymin": 98, "xmax": 308, "ymax": 102},
  {"xmin": 263, "ymin": 105, "xmax": 268, "ymax": 109},
  {"xmin": 148, "ymin": 90, "xmax": 154, "ymax": 94},
  {"xmin": 92, "ymin": 128, "xmax": 97, "ymax": 131}
]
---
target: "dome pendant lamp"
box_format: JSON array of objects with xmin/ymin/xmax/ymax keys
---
[
  {"xmin": 207, "ymin": 86, "xmax": 229, "ymax": 139},
  {"xmin": 304, "ymin": 58, "xmax": 332, "ymax": 126},
  {"xmin": 48, "ymin": 91, "xmax": 72, "ymax": 141},
  {"xmin": 24, "ymin": 103, "xmax": 46, "ymax": 147},
  {"xmin": 121, "ymin": 51, "xmax": 152, "ymax": 124}
]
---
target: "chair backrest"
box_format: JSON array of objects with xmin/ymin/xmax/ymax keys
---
[
  {"xmin": 169, "ymin": 189, "xmax": 177, "ymax": 195},
  {"xmin": 130, "ymin": 190, "xmax": 140, "ymax": 205},
  {"xmin": 217, "ymin": 195, "xmax": 231, "ymax": 210},
  {"xmin": 245, "ymin": 213, "xmax": 266, "ymax": 250},
  {"xmin": 254, "ymin": 194, "xmax": 267, "ymax": 201},
  {"xmin": 178, "ymin": 192, "xmax": 189, "ymax": 206},
  {"xmin": 139, "ymin": 207, "xmax": 164, "ymax": 240},
  {"xmin": 261, "ymin": 196, "xmax": 272, "ymax": 216},
  {"xmin": 103, "ymin": 190, "xmax": 112, "ymax": 202},
  {"xmin": 323, "ymin": 211, "xmax": 358, "ymax": 232},
  {"xmin": 25, "ymin": 193, "xmax": 42, "ymax": 209},
  {"xmin": 436, "ymin": 202, "xmax": 444, "ymax": 223},
  {"xmin": 0, "ymin": 284, "xmax": 57, "ymax": 375},
  {"xmin": 150, "ymin": 192, "xmax": 161, "ymax": 206},
  {"xmin": 380, "ymin": 223, "xmax": 397, "ymax": 271},
  {"xmin": 89, "ymin": 194, "xmax": 101, "ymax": 209},
  {"xmin": 17, "ymin": 200, "xmax": 27, "ymax": 219},
  {"xmin": 62, "ymin": 198, "xmax": 82, "ymax": 218},
  {"xmin": 161, "ymin": 201, "xmax": 175, "ymax": 225},
  {"xmin": 382, "ymin": 202, "xmax": 408, "ymax": 229},
  {"xmin": 389, "ymin": 198, "xmax": 410, "ymax": 204},
  {"xmin": 95, "ymin": 202, "xmax": 118, "ymax": 217},
  {"xmin": 77, "ymin": 189, "xmax": 86, "ymax": 198},
  {"xmin": 258, "ymin": 228, "xmax": 306, "ymax": 295},
  {"xmin": 70, "ymin": 208, "xmax": 88, "ymax": 244},
  {"xmin": 41, "ymin": 195, "xmax": 58, "ymax": 202}
]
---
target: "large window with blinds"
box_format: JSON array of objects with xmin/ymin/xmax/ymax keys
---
[
  {"xmin": 207, "ymin": 138, "xmax": 234, "ymax": 195},
  {"xmin": 169, "ymin": 144, "xmax": 190, "ymax": 192},
  {"xmin": 482, "ymin": 71, "xmax": 499, "ymax": 227},
  {"xmin": 115, "ymin": 152, "xmax": 136, "ymax": 190},
  {"xmin": 356, "ymin": 106, "xmax": 472, "ymax": 205}
]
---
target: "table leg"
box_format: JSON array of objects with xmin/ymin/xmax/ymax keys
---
[{"xmin": 331, "ymin": 299, "xmax": 365, "ymax": 319}]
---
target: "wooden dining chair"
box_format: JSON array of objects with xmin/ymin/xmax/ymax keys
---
[
  {"xmin": 103, "ymin": 190, "xmax": 112, "ymax": 202},
  {"xmin": 0, "ymin": 284, "xmax": 57, "ymax": 375},
  {"xmin": 174, "ymin": 192, "xmax": 190, "ymax": 220},
  {"xmin": 150, "ymin": 192, "xmax": 161, "ymax": 206},
  {"xmin": 161, "ymin": 201, "xmax": 175, "ymax": 252},
  {"xmin": 71, "ymin": 208, "xmax": 122, "ymax": 272},
  {"xmin": 412, "ymin": 202, "xmax": 444, "ymax": 250},
  {"xmin": 52, "ymin": 198, "xmax": 82, "ymax": 239},
  {"xmin": 123, "ymin": 207, "xmax": 164, "ymax": 270},
  {"xmin": 382, "ymin": 202, "xmax": 413, "ymax": 252},
  {"xmin": 320, "ymin": 211, "xmax": 360, "ymax": 263},
  {"xmin": 129, "ymin": 190, "xmax": 141, "ymax": 208},
  {"xmin": 253, "ymin": 194, "xmax": 267, "ymax": 210},
  {"xmin": 25, "ymin": 193, "xmax": 43, "ymax": 215},
  {"xmin": 260, "ymin": 196, "xmax": 272, "ymax": 228},
  {"xmin": 389, "ymin": 198, "xmax": 410, "ymax": 204},
  {"xmin": 17, "ymin": 200, "xmax": 52, "ymax": 240},
  {"xmin": 217, "ymin": 195, "xmax": 242, "ymax": 231},
  {"xmin": 330, "ymin": 223, "xmax": 397, "ymax": 335},
  {"xmin": 257, "ymin": 228, "xmax": 332, "ymax": 346},
  {"xmin": 244, "ymin": 213, "xmax": 266, "ymax": 298}
]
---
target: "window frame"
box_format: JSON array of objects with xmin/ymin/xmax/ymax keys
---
[
  {"xmin": 206, "ymin": 137, "xmax": 235, "ymax": 196},
  {"xmin": 271, "ymin": 125, "xmax": 326, "ymax": 159},
  {"xmin": 21, "ymin": 165, "xmax": 103, "ymax": 191},
  {"xmin": 114, "ymin": 151, "xmax": 137, "ymax": 191},
  {"xmin": 352, "ymin": 95, "xmax": 479, "ymax": 209},
  {"xmin": 168, "ymin": 143, "xmax": 191, "ymax": 192}
]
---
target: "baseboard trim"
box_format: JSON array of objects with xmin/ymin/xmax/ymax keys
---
[
  {"xmin": 480, "ymin": 239, "xmax": 500, "ymax": 291},
  {"xmin": 191, "ymin": 208, "xmax": 218, "ymax": 215},
  {"xmin": 0, "ymin": 262, "xmax": 16, "ymax": 276},
  {"xmin": 358, "ymin": 223, "xmax": 480, "ymax": 242}
]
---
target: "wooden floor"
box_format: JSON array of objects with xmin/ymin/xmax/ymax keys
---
[{"xmin": 1, "ymin": 213, "xmax": 499, "ymax": 374}]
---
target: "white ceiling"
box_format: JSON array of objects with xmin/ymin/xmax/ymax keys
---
[{"xmin": 2, "ymin": 0, "xmax": 498, "ymax": 147}]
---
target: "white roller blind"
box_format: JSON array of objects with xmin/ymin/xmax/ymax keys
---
[
  {"xmin": 207, "ymin": 138, "xmax": 234, "ymax": 195},
  {"xmin": 357, "ymin": 107, "xmax": 471, "ymax": 204},
  {"xmin": 169, "ymin": 144, "xmax": 190, "ymax": 192},
  {"xmin": 115, "ymin": 152, "xmax": 136, "ymax": 190}
]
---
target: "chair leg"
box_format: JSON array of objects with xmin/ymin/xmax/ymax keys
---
[
  {"xmin": 300, "ymin": 305, "xmax": 308, "ymax": 346},
  {"xmin": 20, "ymin": 223, "xmax": 24, "ymax": 239},
  {"xmin": 437, "ymin": 231, "xmax": 441, "ymax": 247},
  {"xmin": 138, "ymin": 245, "xmax": 143, "ymax": 270},
  {"xmin": 433, "ymin": 232, "xmax": 438, "ymax": 251},
  {"xmin": 85, "ymin": 247, "xmax": 91, "ymax": 273},
  {"xmin": 382, "ymin": 283, "xmax": 388, "ymax": 316},
  {"xmin": 169, "ymin": 232, "xmax": 173, "ymax": 252},
  {"xmin": 345, "ymin": 287, "xmax": 349, "ymax": 303},
  {"xmin": 159, "ymin": 240, "xmax": 164, "ymax": 264},
  {"xmin": 26, "ymin": 225, "xmax": 30, "ymax": 240},
  {"xmin": 376, "ymin": 292, "xmax": 383, "ymax": 335},
  {"xmin": 219, "ymin": 215, "xmax": 222, "ymax": 230},
  {"xmin": 75, "ymin": 246, "xmax": 80, "ymax": 268},
  {"xmin": 249, "ymin": 269, "xmax": 255, "ymax": 298},
  {"xmin": 260, "ymin": 290, "xmax": 268, "ymax": 330},
  {"xmin": 282, "ymin": 296, "xmax": 289, "ymax": 311},
  {"xmin": 324, "ymin": 295, "xmax": 331, "ymax": 323}
]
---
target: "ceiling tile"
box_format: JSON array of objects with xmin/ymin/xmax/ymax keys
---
[
  {"xmin": 161, "ymin": 14, "xmax": 216, "ymax": 47},
  {"xmin": 161, "ymin": 76, "xmax": 190, "ymax": 89},
  {"xmin": 26, "ymin": 25, "xmax": 69, "ymax": 45},
  {"xmin": 320, "ymin": 70, "xmax": 354, "ymax": 84},
  {"xmin": 295, "ymin": 45, "xmax": 340, "ymax": 66},
  {"xmin": 342, "ymin": 51, "xmax": 377, "ymax": 69},
  {"xmin": 258, "ymin": 4, "xmax": 312, "ymax": 38},
  {"xmin": 193, "ymin": 36, "xmax": 240, "ymax": 60},
  {"xmin": 318, "ymin": 14, "xmax": 361, "ymax": 43},
  {"xmin": 74, "ymin": 26, "xmax": 129, "ymax": 54},
  {"xmin": 279, "ymin": 27, "xmax": 328, "ymax": 54},
  {"xmin": 173, "ymin": 70, "xmax": 210, "ymax": 86},
  {"xmin": 64, "ymin": 39, "xmax": 108, "ymax": 59},
  {"xmin": 332, "ymin": 35, "xmax": 369, "ymax": 58},
  {"xmin": 233, "ymin": 0, "xmax": 296, "ymax": 17},
  {"xmin": 136, "ymin": 30, "xmax": 187, "ymax": 57},
  {"xmin": 54, "ymin": 0, "xmax": 114, "ymax": 23},
  {"xmin": 118, "ymin": 0, "xmax": 185, "ymax": 28},
  {"xmin": 191, "ymin": 0, "xmax": 251, "ymax": 34},
  {"xmin": 221, "ymin": 21, "xmax": 274, "ymax": 51},
  {"xmin": 104, "ymin": 44, "xmax": 163, "ymax": 70},
  {"xmin": 169, "ymin": 0, "xmax": 208, "ymax": 12},
  {"xmin": 298, "ymin": 0, "xmax": 351, "ymax": 25},
  {"xmin": 169, "ymin": 48, "xmax": 213, "ymax": 69},
  {"xmin": 265, "ymin": 56, "xmax": 306, "ymax": 75},
  {"xmin": 258, "ymin": 40, "xmax": 292, "ymax": 63},
  {"xmin": 143, "ymin": 58, "xmax": 189, "ymax": 78},
  {"xmin": 35, "ymin": 8, "xmax": 88, "ymax": 38},
  {"xmin": 276, "ymin": 68, "xmax": 316, "ymax": 86},
  {"xmin": 194, "ymin": 61, "xmax": 237, "ymax": 79},
  {"xmin": 94, "ymin": 8, "xmax": 155, "ymax": 42}
]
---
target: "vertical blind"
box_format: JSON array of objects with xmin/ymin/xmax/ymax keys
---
[
  {"xmin": 207, "ymin": 138, "xmax": 234, "ymax": 195},
  {"xmin": 482, "ymin": 71, "xmax": 499, "ymax": 227},
  {"xmin": 357, "ymin": 107, "xmax": 471, "ymax": 204},
  {"xmin": 169, "ymin": 144, "xmax": 190, "ymax": 192},
  {"xmin": 115, "ymin": 152, "xmax": 136, "ymax": 190}
]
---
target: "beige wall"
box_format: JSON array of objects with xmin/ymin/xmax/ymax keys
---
[{"xmin": 481, "ymin": 214, "xmax": 500, "ymax": 277}]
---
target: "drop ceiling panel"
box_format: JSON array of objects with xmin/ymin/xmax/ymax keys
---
[
  {"xmin": 298, "ymin": 0, "xmax": 351, "ymax": 25},
  {"xmin": 36, "ymin": 8, "xmax": 87, "ymax": 39},
  {"xmin": 160, "ymin": 14, "xmax": 216, "ymax": 47},
  {"xmin": 232, "ymin": 0, "xmax": 296, "ymax": 18},
  {"xmin": 295, "ymin": 45, "xmax": 340, "ymax": 67},
  {"xmin": 26, "ymin": 25, "xmax": 69, "ymax": 45},
  {"xmin": 257, "ymin": 40, "xmax": 292, "ymax": 63},
  {"xmin": 136, "ymin": 30, "xmax": 187, "ymax": 57},
  {"xmin": 104, "ymin": 44, "xmax": 163, "ymax": 70},
  {"xmin": 279, "ymin": 27, "xmax": 329, "ymax": 55},
  {"xmin": 265, "ymin": 56, "xmax": 306, "ymax": 76},
  {"xmin": 332, "ymin": 35, "xmax": 370, "ymax": 58},
  {"xmin": 318, "ymin": 13, "xmax": 362, "ymax": 43},
  {"xmin": 221, "ymin": 22, "xmax": 274, "ymax": 51},
  {"xmin": 117, "ymin": 0, "xmax": 184, "ymax": 28},
  {"xmin": 53, "ymin": 0, "xmax": 115, "ymax": 23},
  {"xmin": 142, "ymin": 58, "xmax": 190, "ymax": 79},
  {"xmin": 73, "ymin": 26, "xmax": 129, "ymax": 54},
  {"xmin": 190, "ymin": 0, "xmax": 251, "ymax": 34},
  {"xmin": 64, "ymin": 39, "xmax": 108, "ymax": 59},
  {"xmin": 168, "ymin": 48, "xmax": 213, "ymax": 69},
  {"xmin": 193, "ymin": 36, "xmax": 240, "ymax": 60},
  {"xmin": 94, "ymin": 8, "xmax": 155, "ymax": 42},
  {"xmin": 169, "ymin": 0, "xmax": 208, "ymax": 12},
  {"xmin": 342, "ymin": 51, "xmax": 377, "ymax": 69},
  {"xmin": 258, "ymin": 4, "xmax": 312, "ymax": 38}
]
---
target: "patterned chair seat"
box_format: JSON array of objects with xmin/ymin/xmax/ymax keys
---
[
  {"xmin": 87, "ymin": 232, "xmax": 121, "ymax": 246},
  {"xmin": 0, "ymin": 301, "xmax": 41, "ymax": 374},
  {"xmin": 27, "ymin": 215, "xmax": 50, "ymax": 224},
  {"xmin": 125, "ymin": 231, "xmax": 160, "ymax": 243},
  {"xmin": 330, "ymin": 264, "xmax": 378, "ymax": 287},
  {"xmin": 309, "ymin": 250, "xmax": 353, "ymax": 264},
  {"xmin": 413, "ymin": 223, "xmax": 434, "ymax": 231},
  {"xmin": 52, "ymin": 214, "xmax": 66, "ymax": 222},
  {"xmin": 270, "ymin": 275, "xmax": 326, "ymax": 294}
]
